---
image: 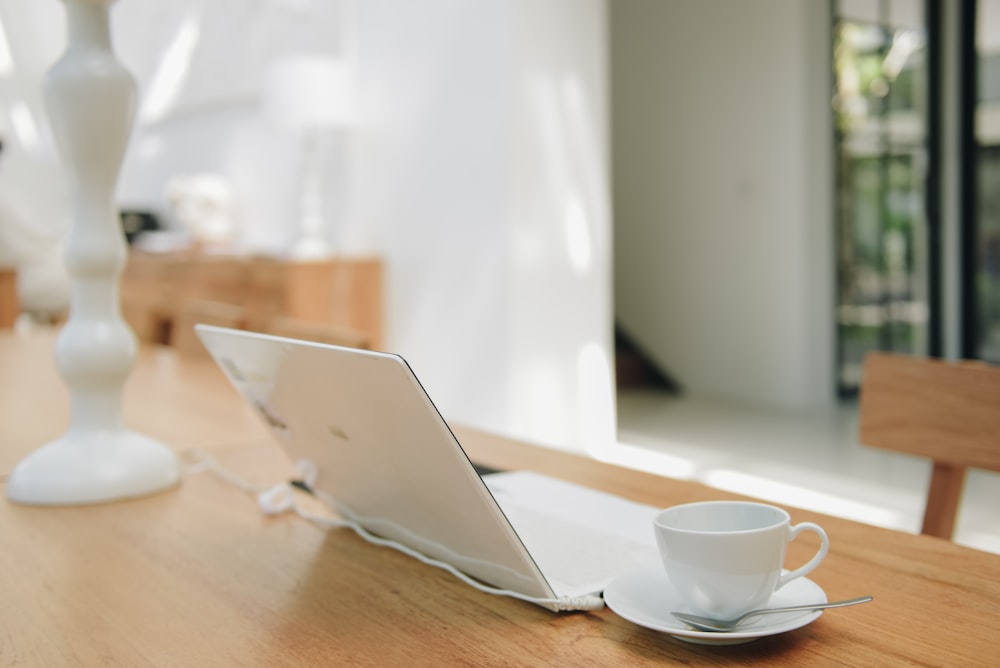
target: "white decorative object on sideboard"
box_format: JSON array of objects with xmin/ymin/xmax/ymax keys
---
[
  {"xmin": 264, "ymin": 55, "xmax": 354, "ymax": 260},
  {"xmin": 6, "ymin": 0, "xmax": 180, "ymax": 505}
]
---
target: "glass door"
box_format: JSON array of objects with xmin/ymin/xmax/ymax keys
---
[
  {"xmin": 976, "ymin": 0, "xmax": 1000, "ymax": 362},
  {"xmin": 833, "ymin": 1, "xmax": 931, "ymax": 394}
]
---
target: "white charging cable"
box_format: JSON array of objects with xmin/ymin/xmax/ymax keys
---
[{"xmin": 184, "ymin": 450, "xmax": 605, "ymax": 612}]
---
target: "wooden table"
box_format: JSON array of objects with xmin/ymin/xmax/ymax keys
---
[{"xmin": 2, "ymin": 331, "xmax": 999, "ymax": 666}]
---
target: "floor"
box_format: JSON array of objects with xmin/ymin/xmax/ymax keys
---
[{"xmin": 611, "ymin": 389, "xmax": 1000, "ymax": 555}]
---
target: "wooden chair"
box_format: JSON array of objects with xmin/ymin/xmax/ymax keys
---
[
  {"xmin": 858, "ymin": 351, "xmax": 1000, "ymax": 539},
  {"xmin": 171, "ymin": 299, "xmax": 247, "ymax": 358},
  {"xmin": 264, "ymin": 315, "xmax": 369, "ymax": 350}
]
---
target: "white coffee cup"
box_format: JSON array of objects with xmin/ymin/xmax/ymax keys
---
[{"xmin": 653, "ymin": 501, "xmax": 829, "ymax": 620}]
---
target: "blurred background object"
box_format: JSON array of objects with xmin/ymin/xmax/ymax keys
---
[
  {"xmin": 264, "ymin": 54, "xmax": 354, "ymax": 260},
  {"xmin": 0, "ymin": 136, "xmax": 69, "ymax": 326},
  {"xmin": 165, "ymin": 172, "xmax": 239, "ymax": 251}
]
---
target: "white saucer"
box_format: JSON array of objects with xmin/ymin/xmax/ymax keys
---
[{"xmin": 603, "ymin": 563, "xmax": 827, "ymax": 646}]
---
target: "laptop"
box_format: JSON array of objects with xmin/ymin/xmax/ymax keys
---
[{"xmin": 195, "ymin": 325, "xmax": 658, "ymax": 611}]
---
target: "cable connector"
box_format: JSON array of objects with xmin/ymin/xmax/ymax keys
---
[
  {"xmin": 187, "ymin": 449, "xmax": 608, "ymax": 613},
  {"xmin": 257, "ymin": 483, "xmax": 296, "ymax": 515},
  {"xmin": 552, "ymin": 595, "xmax": 605, "ymax": 612}
]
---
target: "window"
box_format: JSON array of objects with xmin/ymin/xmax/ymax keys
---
[
  {"xmin": 976, "ymin": 0, "xmax": 1000, "ymax": 361},
  {"xmin": 833, "ymin": 1, "xmax": 930, "ymax": 394}
]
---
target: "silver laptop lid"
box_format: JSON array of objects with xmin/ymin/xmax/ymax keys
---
[{"xmin": 195, "ymin": 324, "xmax": 556, "ymax": 602}]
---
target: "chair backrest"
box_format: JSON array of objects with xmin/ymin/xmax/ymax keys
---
[
  {"xmin": 264, "ymin": 315, "xmax": 369, "ymax": 350},
  {"xmin": 171, "ymin": 299, "xmax": 247, "ymax": 358},
  {"xmin": 858, "ymin": 351, "xmax": 1000, "ymax": 539}
]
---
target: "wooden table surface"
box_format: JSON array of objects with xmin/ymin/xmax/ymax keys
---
[{"xmin": 2, "ymin": 330, "xmax": 999, "ymax": 666}]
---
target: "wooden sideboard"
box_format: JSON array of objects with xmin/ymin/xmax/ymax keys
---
[
  {"xmin": 0, "ymin": 269, "xmax": 16, "ymax": 328},
  {"xmin": 120, "ymin": 252, "xmax": 382, "ymax": 349}
]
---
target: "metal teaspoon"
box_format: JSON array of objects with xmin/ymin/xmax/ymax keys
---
[{"xmin": 671, "ymin": 595, "xmax": 874, "ymax": 632}]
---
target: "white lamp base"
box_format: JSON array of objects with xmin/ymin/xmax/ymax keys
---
[
  {"xmin": 6, "ymin": 430, "xmax": 180, "ymax": 506},
  {"xmin": 3, "ymin": 0, "xmax": 182, "ymax": 507}
]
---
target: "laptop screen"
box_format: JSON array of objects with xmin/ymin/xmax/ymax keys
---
[{"xmin": 196, "ymin": 325, "xmax": 556, "ymax": 600}]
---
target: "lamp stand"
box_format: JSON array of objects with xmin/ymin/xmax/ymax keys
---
[
  {"xmin": 6, "ymin": 0, "xmax": 180, "ymax": 505},
  {"xmin": 289, "ymin": 128, "xmax": 333, "ymax": 260}
]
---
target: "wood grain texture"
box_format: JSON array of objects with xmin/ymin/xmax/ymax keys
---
[
  {"xmin": 0, "ymin": 268, "xmax": 17, "ymax": 328},
  {"xmin": 2, "ymin": 334, "xmax": 999, "ymax": 666},
  {"xmin": 859, "ymin": 352, "xmax": 1000, "ymax": 538},
  {"xmin": 121, "ymin": 252, "xmax": 383, "ymax": 350},
  {"xmin": 171, "ymin": 298, "xmax": 248, "ymax": 358},
  {"xmin": 921, "ymin": 462, "xmax": 966, "ymax": 537}
]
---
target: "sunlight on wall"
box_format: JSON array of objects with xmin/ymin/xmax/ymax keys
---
[
  {"xmin": 140, "ymin": 12, "xmax": 201, "ymax": 124},
  {"xmin": 502, "ymin": 2, "xmax": 613, "ymax": 453},
  {"xmin": 8, "ymin": 101, "xmax": 41, "ymax": 154},
  {"xmin": 565, "ymin": 196, "xmax": 592, "ymax": 274},
  {"xmin": 0, "ymin": 20, "xmax": 13, "ymax": 77}
]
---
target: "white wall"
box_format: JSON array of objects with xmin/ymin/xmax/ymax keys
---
[
  {"xmin": 506, "ymin": 0, "xmax": 614, "ymax": 450},
  {"xmin": 350, "ymin": 0, "xmax": 614, "ymax": 450},
  {"xmin": 611, "ymin": 0, "xmax": 835, "ymax": 410},
  {"xmin": 0, "ymin": 0, "xmax": 69, "ymax": 242},
  {"xmin": 346, "ymin": 0, "xmax": 512, "ymax": 438},
  {"xmin": 3, "ymin": 0, "xmax": 614, "ymax": 453}
]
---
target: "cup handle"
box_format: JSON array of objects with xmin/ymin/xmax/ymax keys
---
[{"xmin": 776, "ymin": 522, "xmax": 829, "ymax": 590}]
